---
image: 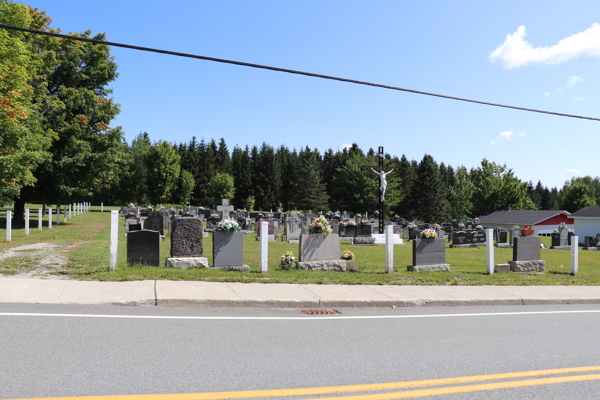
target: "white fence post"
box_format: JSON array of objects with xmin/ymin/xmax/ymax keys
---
[
  {"xmin": 571, "ymin": 236, "xmax": 579, "ymax": 276},
  {"xmin": 260, "ymin": 220, "xmax": 268, "ymax": 273},
  {"xmin": 24, "ymin": 209, "xmax": 29, "ymax": 236},
  {"xmin": 38, "ymin": 208, "xmax": 43, "ymax": 231},
  {"xmin": 48, "ymin": 208, "xmax": 52, "ymax": 229},
  {"xmin": 385, "ymin": 225, "xmax": 394, "ymax": 273},
  {"xmin": 487, "ymin": 229, "xmax": 494, "ymax": 275},
  {"xmin": 5, "ymin": 211, "xmax": 11, "ymax": 242},
  {"xmin": 110, "ymin": 210, "xmax": 119, "ymax": 270},
  {"xmin": 56, "ymin": 205, "xmax": 60, "ymax": 226}
]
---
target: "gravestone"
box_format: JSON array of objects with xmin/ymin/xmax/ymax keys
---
[
  {"xmin": 408, "ymin": 238, "xmax": 450, "ymax": 271},
  {"xmin": 452, "ymin": 231, "xmax": 470, "ymax": 247},
  {"xmin": 207, "ymin": 217, "xmax": 220, "ymax": 230},
  {"xmin": 184, "ymin": 208, "xmax": 198, "ymax": 216},
  {"xmin": 128, "ymin": 223, "xmax": 142, "ymax": 232},
  {"xmin": 284, "ymin": 212, "xmax": 301, "ymax": 242},
  {"xmin": 147, "ymin": 211, "xmax": 164, "ymax": 236},
  {"xmin": 256, "ymin": 218, "xmax": 277, "ymax": 241},
  {"xmin": 339, "ymin": 224, "xmax": 357, "ymax": 237},
  {"xmin": 509, "ymin": 236, "xmax": 544, "ymax": 272},
  {"xmin": 127, "ymin": 230, "xmax": 160, "ymax": 266},
  {"xmin": 357, "ymin": 224, "xmax": 372, "ymax": 237},
  {"xmin": 597, "ymin": 234, "xmax": 600, "ymax": 246},
  {"xmin": 140, "ymin": 209, "xmax": 150, "ymax": 217},
  {"xmin": 470, "ymin": 231, "xmax": 486, "ymax": 245},
  {"xmin": 552, "ymin": 225, "xmax": 571, "ymax": 249},
  {"xmin": 495, "ymin": 228, "xmax": 510, "ymax": 248},
  {"xmin": 408, "ymin": 228, "xmax": 421, "ymax": 240},
  {"xmin": 217, "ymin": 199, "xmax": 234, "ymax": 220},
  {"xmin": 296, "ymin": 234, "xmax": 345, "ymax": 271},
  {"xmin": 165, "ymin": 217, "xmax": 207, "ymax": 268},
  {"xmin": 125, "ymin": 217, "xmax": 141, "ymax": 233},
  {"xmin": 212, "ymin": 231, "xmax": 248, "ymax": 270},
  {"xmin": 584, "ymin": 236, "xmax": 596, "ymax": 249}
]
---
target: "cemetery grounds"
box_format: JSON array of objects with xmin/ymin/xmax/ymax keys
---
[{"xmin": 1, "ymin": 206, "xmax": 600, "ymax": 285}]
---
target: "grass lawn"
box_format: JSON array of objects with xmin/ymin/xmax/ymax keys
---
[{"xmin": 0, "ymin": 206, "xmax": 599, "ymax": 285}]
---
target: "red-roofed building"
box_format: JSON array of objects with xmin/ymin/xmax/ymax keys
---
[{"xmin": 477, "ymin": 210, "xmax": 573, "ymax": 236}]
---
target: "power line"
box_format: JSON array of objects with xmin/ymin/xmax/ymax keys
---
[{"xmin": 1, "ymin": 23, "xmax": 599, "ymax": 122}]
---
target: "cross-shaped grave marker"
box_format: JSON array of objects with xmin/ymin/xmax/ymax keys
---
[
  {"xmin": 361, "ymin": 146, "xmax": 394, "ymax": 234},
  {"xmin": 217, "ymin": 199, "xmax": 234, "ymax": 221}
]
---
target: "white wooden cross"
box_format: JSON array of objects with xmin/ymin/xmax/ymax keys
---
[{"xmin": 217, "ymin": 199, "xmax": 234, "ymax": 220}]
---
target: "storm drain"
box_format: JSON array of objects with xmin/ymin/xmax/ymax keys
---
[{"xmin": 298, "ymin": 309, "xmax": 339, "ymax": 315}]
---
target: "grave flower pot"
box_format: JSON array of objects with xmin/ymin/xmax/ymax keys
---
[{"xmin": 520, "ymin": 229, "xmax": 534, "ymax": 236}]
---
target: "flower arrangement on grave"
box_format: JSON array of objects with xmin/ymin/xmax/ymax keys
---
[
  {"xmin": 552, "ymin": 228, "xmax": 559, "ymax": 234},
  {"xmin": 309, "ymin": 216, "xmax": 333, "ymax": 234},
  {"xmin": 458, "ymin": 223, "xmax": 466, "ymax": 229},
  {"xmin": 568, "ymin": 228, "xmax": 575, "ymax": 235},
  {"xmin": 421, "ymin": 229, "xmax": 437, "ymax": 239},
  {"xmin": 435, "ymin": 224, "xmax": 441, "ymax": 228},
  {"xmin": 279, "ymin": 251, "xmax": 296, "ymax": 269},
  {"xmin": 512, "ymin": 225, "xmax": 520, "ymax": 229},
  {"xmin": 326, "ymin": 211, "xmax": 332, "ymax": 216},
  {"xmin": 475, "ymin": 225, "xmax": 484, "ymax": 231},
  {"xmin": 198, "ymin": 206, "xmax": 204, "ymax": 210},
  {"xmin": 375, "ymin": 210, "xmax": 380, "ymax": 215},
  {"xmin": 520, "ymin": 225, "xmax": 534, "ymax": 236},
  {"xmin": 216, "ymin": 219, "xmax": 241, "ymax": 232},
  {"xmin": 341, "ymin": 220, "xmax": 356, "ymax": 226},
  {"xmin": 128, "ymin": 203, "xmax": 135, "ymax": 208},
  {"xmin": 341, "ymin": 249, "xmax": 355, "ymax": 260},
  {"xmin": 473, "ymin": 218, "xmax": 480, "ymax": 223}
]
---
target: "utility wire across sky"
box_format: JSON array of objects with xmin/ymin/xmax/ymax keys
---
[{"xmin": 1, "ymin": 23, "xmax": 599, "ymax": 123}]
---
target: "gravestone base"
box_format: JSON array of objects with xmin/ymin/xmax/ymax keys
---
[
  {"xmin": 209, "ymin": 265, "xmax": 250, "ymax": 271},
  {"xmin": 339, "ymin": 237, "xmax": 354, "ymax": 243},
  {"xmin": 494, "ymin": 263, "xmax": 510, "ymax": 273},
  {"xmin": 551, "ymin": 246, "xmax": 571, "ymax": 250},
  {"xmin": 508, "ymin": 260, "xmax": 545, "ymax": 273},
  {"xmin": 296, "ymin": 260, "xmax": 346, "ymax": 272},
  {"xmin": 354, "ymin": 237, "xmax": 376, "ymax": 245},
  {"xmin": 407, "ymin": 264, "xmax": 451, "ymax": 272},
  {"xmin": 584, "ymin": 247, "xmax": 600, "ymax": 251},
  {"xmin": 494, "ymin": 243, "xmax": 511, "ymax": 248},
  {"xmin": 165, "ymin": 257, "xmax": 209, "ymax": 269},
  {"xmin": 450, "ymin": 243, "xmax": 480, "ymax": 248}
]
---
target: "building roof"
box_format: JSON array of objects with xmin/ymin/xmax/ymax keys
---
[
  {"xmin": 477, "ymin": 210, "xmax": 570, "ymax": 225},
  {"xmin": 570, "ymin": 206, "xmax": 600, "ymax": 218}
]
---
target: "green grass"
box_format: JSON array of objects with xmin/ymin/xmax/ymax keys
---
[{"xmin": 0, "ymin": 207, "xmax": 598, "ymax": 285}]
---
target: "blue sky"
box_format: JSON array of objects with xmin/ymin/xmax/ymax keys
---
[{"xmin": 37, "ymin": 0, "xmax": 600, "ymax": 189}]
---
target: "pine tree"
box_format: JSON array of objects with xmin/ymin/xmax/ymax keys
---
[{"xmin": 410, "ymin": 154, "xmax": 446, "ymax": 222}]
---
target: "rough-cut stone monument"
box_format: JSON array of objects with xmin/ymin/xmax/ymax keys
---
[{"xmin": 165, "ymin": 217, "xmax": 207, "ymax": 268}]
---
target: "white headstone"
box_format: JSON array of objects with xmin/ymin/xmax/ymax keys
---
[
  {"xmin": 5, "ymin": 211, "xmax": 11, "ymax": 242},
  {"xmin": 110, "ymin": 210, "xmax": 118, "ymax": 270},
  {"xmin": 571, "ymin": 236, "xmax": 579, "ymax": 276},
  {"xmin": 38, "ymin": 208, "xmax": 43, "ymax": 231},
  {"xmin": 64, "ymin": 206, "xmax": 68, "ymax": 223},
  {"xmin": 101, "ymin": 202, "xmax": 104, "ymax": 213},
  {"xmin": 385, "ymin": 225, "xmax": 393, "ymax": 273},
  {"xmin": 217, "ymin": 199, "xmax": 234, "ymax": 221},
  {"xmin": 260, "ymin": 220, "xmax": 268, "ymax": 273},
  {"xmin": 56, "ymin": 205, "xmax": 60, "ymax": 225},
  {"xmin": 48, "ymin": 207, "xmax": 52, "ymax": 229},
  {"xmin": 487, "ymin": 229, "xmax": 494, "ymax": 275},
  {"xmin": 24, "ymin": 209, "xmax": 29, "ymax": 236}
]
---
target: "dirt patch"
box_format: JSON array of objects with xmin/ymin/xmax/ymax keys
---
[{"xmin": 0, "ymin": 242, "xmax": 70, "ymax": 280}]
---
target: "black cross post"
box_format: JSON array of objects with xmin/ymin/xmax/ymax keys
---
[{"xmin": 361, "ymin": 146, "xmax": 393, "ymax": 234}]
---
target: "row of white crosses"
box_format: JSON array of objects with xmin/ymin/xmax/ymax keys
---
[{"xmin": 7, "ymin": 202, "xmax": 92, "ymax": 242}]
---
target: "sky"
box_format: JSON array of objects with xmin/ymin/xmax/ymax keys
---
[{"xmin": 31, "ymin": 0, "xmax": 600, "ymax": 189}]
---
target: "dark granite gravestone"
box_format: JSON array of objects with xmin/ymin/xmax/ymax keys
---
[
  {"xmin": 184, "ymin": 208, "xmax": 198, "ymax": 216},
  {"xmin": 207, "ymin": 217, "xmax": 220, "ymax": 229},
  {"xmin": 147, "ymin": 211, "xmax": 164, "ymax": 236},
  {"xmin": 408, "ymin": 228, "xmax": 421, "ymax": 240},
  {"xmin": 412, "ymin": 238, "xmax": 445, "ymax": 266},
  {"xmin": 237, "ymin": 217, "xmax": 248, "ymax": 230},
  {"xmin": 171, "ymin": 217, "xmax": 203, "ymax": 257},
  {"xmin": 551, "ymin": 233, "xmax": 561, "ymax": 248},
  {"xmin": 140, "ymin": 209, "xmax": 150, "ymax": 217},
  {"xmin": 513, "ymin": 236, "xmax": 540, "ymax": 261},
  {"xmin": 452, "ymin": 220, "xmax": 458, "ymax": 229},
  {"xmin": 471, "ymin": 231, "xmax": 486, "ymax": 244},
  {"xmin": 452, "ymin": 231, "xmax": 469, "ymax": 245},
  {"xmin": 124, "ymin": 213, "xmax": 138, "ymax": 220},
  {"xmin": 596, "ymin": 234, "xmax": 600, "ymax": 246},
  {"xmin": 201, "ymin": 209, "xmax": 211, "ymax": 219},
  {"xmin": 357, "ymin": 224, "xmax": 372, "ymax": 237},
  {"xmin": 339, "ymin": 225, "xmax": 357, "ymax": 237},
  {"xmin": 128, "ymin": 223, "xmax": 142, "ymax": 232},
  {"xmin": 497, "ymin": 229, "xmax": 508, "ymax": 243},
  {"xmin": 443, "ymin": 225, "xmax": 453, "ymax": 234},
  {"xmin": 584, "ymin": 236, "xmax": 596, "ymax": 248},
  {"xmin": 213, "ymin": 230, "xmax": 246, "ymax": 269},
  {"xmin": 127, "ymin": 230, "xmax": 160, "ymax": 266}
]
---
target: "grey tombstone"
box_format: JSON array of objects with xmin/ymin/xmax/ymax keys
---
[
  {"xmin": 409, "ymin": 238, "xmax": 450, "ymax": 271},
  {"xmin": 213, "ymin": 231, "xmax": 247, "ymax": 270},
  {"xmin": 127, "ymin": 230, "xmax": 160, "ymax": 266},
  {"xmin": 147, "ymin": 211, "xmax": 164, "ymax": 236},
  {"xmin": 559, "ymin": 225, "xmax": 569, "ymax": 247},
  {"xmin": 299, "ymin": 234, "xmax": 340, "ymax": 261},
  {"xmin": 511, "ymin": 228, "xmax": 521, "ymax": 241},
  {"xmin": 509, "ymin": 236, "xmax": 544, "ymax": 272},
  {"xmin": 217, "ymin": 199, "xmax": 234, "ymax": 221},
  {"xmin": 125, "ymin": 217, "xmax": 141, "ymax": 233},
  {"xmin": 171, "ymin": 217, "xmax": 204, "ymax": 257},
  {"xmin": 285, "ymin": 212, "xmax": 301, "ymax": 241}
]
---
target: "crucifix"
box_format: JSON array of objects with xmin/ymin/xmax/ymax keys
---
[
  {"xmin": 361, "ymin": 146, "xmax": 394, "ymax": 234},
  {"xmin": 217, "ymin": 199, "xmax": 234, "ymax": 220}
]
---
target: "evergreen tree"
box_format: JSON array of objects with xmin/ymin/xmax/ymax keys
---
[
  {"xmin": 410, "ymin": 154, "xmax": 446, "ymax": 222},
  {"xmin": 215, "ymin": 138, "xmax": 231, "ymax": 174},
  {"xmin": 291, "ymin": 147, "xmax": 329, "ymax": 212}
]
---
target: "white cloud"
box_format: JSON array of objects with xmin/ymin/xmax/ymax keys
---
[
  {"xmin": 489, "ymin": 24, "xmax": 600, "ymax": 68},
  {"xmin": 491, "ymin": 131, "xmax": 525, "ymax": 145},
  {"xmin": 565, "ymin": 169, "xmax": 580, "ymax": 175},
  {"xmin": 544, "ymin": 92, "xmax": 552, "ymax": 97},
  {"xmin": 336, "ymin": 143, "xmax": 352, "ymax": 153},
  {"xmin": 573, "ymin": 96, "xmax": 586, "ymax": 101},
  {"xmin": 566, "ymin": 75, "xmax": 583, "ymax": 87}
]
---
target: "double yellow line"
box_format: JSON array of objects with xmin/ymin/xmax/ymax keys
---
[{"xmin": 11, "ymin": 366, "xmax": 600, "ymax": 400}]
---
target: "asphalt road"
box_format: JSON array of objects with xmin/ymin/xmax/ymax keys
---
[{"xmin": 2, "ymin": 303, "xmax": 600, "ymax": 399}]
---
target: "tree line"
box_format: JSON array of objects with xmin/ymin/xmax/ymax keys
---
[{"xmin": 2, "ymin": 1, "xmax": 599, "ymax": 224}]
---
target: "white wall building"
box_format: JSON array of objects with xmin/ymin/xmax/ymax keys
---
[{"xmin": 571, "ymin": 206, "xmax": 600, "ymax": 244}]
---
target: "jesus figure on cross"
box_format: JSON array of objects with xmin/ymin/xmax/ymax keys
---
[{"xmin": 371, "ymin": 168, "xmax": 394, "ymax": 201}]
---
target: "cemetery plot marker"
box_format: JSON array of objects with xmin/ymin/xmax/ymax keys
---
[{"xmin": 361, "ymin": 146, "xmax": 394, "ymax": 234}]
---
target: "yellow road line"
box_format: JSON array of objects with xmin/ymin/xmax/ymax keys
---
[
  {"xmin": 9, "ymin": 366, "xmax": 600, "ymax": 400},
  {"xmin": 303, "ymin": 373, "xmax": 600, "ymax": 399}
]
